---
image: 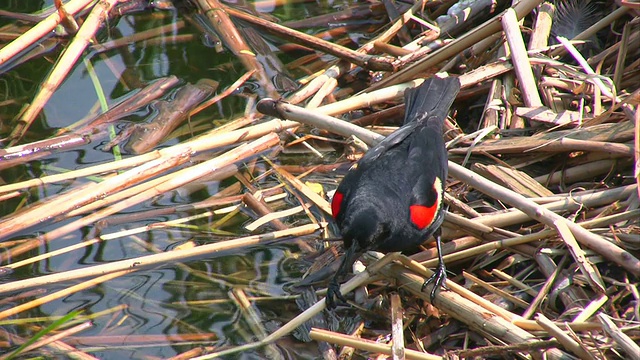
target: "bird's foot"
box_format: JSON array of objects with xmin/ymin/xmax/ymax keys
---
[
  {"xmin": 326, "ymin": 279, "xmax": 348, "ymax": 310},
  {"xmin": 421, "ymin": 262, "xmax": 448, "ymax": 303}
]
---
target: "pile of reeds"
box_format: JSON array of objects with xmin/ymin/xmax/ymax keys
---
[{"xmin": 0, "ymin": 0, "xmax": 638, "ymax": 359}]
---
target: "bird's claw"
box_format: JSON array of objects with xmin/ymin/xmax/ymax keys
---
[
  {"xmin": 421, "ymin": 262, "xmax": 448, "ymax": 303},
  {"xmin": 326, "ymin": 280, "xmax": 348, "ymax": 310}
]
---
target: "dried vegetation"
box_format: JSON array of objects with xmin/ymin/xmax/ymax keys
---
[{"xmin": 0, "ymin": 0, "xmax": 639, "ymax": 359}]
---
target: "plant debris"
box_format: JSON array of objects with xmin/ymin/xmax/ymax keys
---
[{"xmin": 0, "ymin": 0, "xmax": 638, "ymax": 359}]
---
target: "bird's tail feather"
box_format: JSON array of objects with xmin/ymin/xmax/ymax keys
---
[{"xmin": 403, "ymin": 77, "xmax": 460, "ymax": 126}]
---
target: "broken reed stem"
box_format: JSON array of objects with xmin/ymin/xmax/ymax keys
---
[
  {"xmin": 528, "ymin": 2, "xmax": 554, "ymax": 51},
  {"xmin": 501, "ymin": 8, "xmax": 542, "ymax": 107},
  {"xmin": 553, "ymin": 221, "xmax": 604, "ymax": 292},
  {"xmin": 597, "ymin": 313, "xmax": 640, "ymax": 358},
  {"xmin": 389, "ymin": 293, "xmax": 406, "ymax": 360},
  {"xmin": 449, "ymin": 339, "xmax": 561, "ymax": 358}
]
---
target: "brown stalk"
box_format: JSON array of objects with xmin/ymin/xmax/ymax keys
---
[
  {"xmin": 191, "ymin": 0, "xmax": 278, "ymax": 97},
  {"xmin": 8, "ymin": 0, "xmax": 122, "ymax": 145},
  {"xmin": 0, "ymin": 0, "xmax": 95, "ymax": 66},
  {"xmin": 368, "ymin": 0, "xmax": 543, "ymax": 90},
  {"xmin": 226, "ymin": 7, "xmax": 395, "ymax": 72},
  {"xmin": 309, "ymin": 328, "xmax": 438, "ymax": 360},
  {"xmin": 0, "ymin": 133, "xmax": 281, "ymax": 261},
  {"xmin": 0, "ymin": 223, "xmax": 320, "ymax": 295}
]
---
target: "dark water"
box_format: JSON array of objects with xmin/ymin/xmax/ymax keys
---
[{"xmin": 0, "ymin": 0, "xmax": 370, "ymax": 358}]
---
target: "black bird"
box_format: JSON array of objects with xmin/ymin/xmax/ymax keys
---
[{"xmin": 327, "ymin": 76, "xmax": 460, "ymax": 309}]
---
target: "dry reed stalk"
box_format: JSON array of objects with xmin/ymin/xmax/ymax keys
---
[
  {"xmin": 63, "ymin": 333, "xmax": 217, "ymax": 346},
  {"xmin": 67, "ymin": 164, "xmax": 239, "ymax": 217},
  {"xmin": 556, "ymin": 36, "xmax": 618, "ymax": 101},
  {"xmin": 0, "ymin": 151, "xmax": 159, "ymax": 195},
  {"xmin": 0, "ymin": 120, "xmax": 298, "ymax": 243},
  {"xmin": 0, "ymin": 0, "xmax": 95, "ymax": 65},
  {"xmin": 378, "ymin": 262, "xmax": 571, "ymax": 360},
  {"xmin": 501, "ymin": 8, "xmax": 543, "ymax": 107},
  {"xmin": 8, "ymin": 0, "xmax": 121, "ymax": 144},
  {"xmin": 270, "ymin": 162, "xmax": 332, "ymax": 215},
  {"xmin": 0, "ymin": 321, "xmax": 95, "ymax": 360},
  {"xmin": 553, "ymin": 221, "xmax": 604, "ymax": 292},
  {"xmin": 310, "ymin": 328, "xmax": 440, "ymax": 360},
  {"xmin": 168, "ymin": 347, "xmax": 213, "ymax": 360},
  {"xmin": 191, "ymin": 0, "xmax": 277, "ymax": 97},
  {"xmin": 528, "ymin": 2, "xmax": 554, "ymax": 51},
  {"xmin": 0, "ymin": 154, "xmax": 184, "ymax": 242},
  {"xmin": 449, "ymin": 162, "xmax": 640, "ymax": 276},
  {"xmin": 394, "ymin": 255, "xmax": 519, "ymax": 321},
  {"xmin": 462, "ymin": 271, "xmax": 530, "ymax": 309},
  {"xmin": 389, "ymin": 293, "xmax": 405, "ymax": 360},
  {"xmin": 369, "ymin": 0, "xmax": 543, "ymax": 90},
  {"xmin": 230, "ymin": 289, "xmax": 282, "ymax": 357},
  {"xmin": 536, "ymin": 313, "xmax": 598, "ymax": 359},
  {"xmin": 191, "ymin": 257, "xmax": 394, "ymax": 359},
  {"xmin": 0, "ymin": 115, "xmax": 298, "ymax": 197},
  {"xmin": 597, "ymin": 313, "xmax": 640, "ymax": 358},
  {"xmin": 3, "ymin": 187, "xmax": 286, "ymax": 271},
  {"xmin": 572, "ymin": 294, "xmax": 609, "ymax": 323},
  {"xmin": 533, "ymin": 158, "xmax": 629, "ymax": 184},
  {"xmin": 191, "ymin": 70, "xmax": 256, "ymax": 115},
  {"xmin": 357, "ymin": 0, "xmax": 423, "ymax": 54},
  {"xmin": 0, "ymin": 269, "xmax": 135, "ymax": 321},
  {"xmin": 245, "ymin": 203, "xmax": 307, "ymax": 232},
  {"xmin": 92, "ymin": 20, "xmax": 186, "ymax": 53},
  {"xmin": 226, "ymin": 7, "xmax": 395, "ymax": 72},
  {"xmin": 0, "ymin": 305, "xmax": 127, "ymax": 327},
  {"xmin": 491, "ymin": 269, "xmax": 538, "ymax": 297},
  {"xmin": 0, "ymin": 223, "xmax": 320, "ymax": 295}
]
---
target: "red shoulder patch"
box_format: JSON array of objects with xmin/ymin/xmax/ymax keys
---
[
  {"xmin": 409, "ymin": 204, "xmax": 437, "ymax": 229},
  {"xmin": 331, "ymin": 191, "xmax": 344, "ymax": 218}
]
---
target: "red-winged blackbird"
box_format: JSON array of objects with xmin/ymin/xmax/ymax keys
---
[{"xmin": 327, "ymin": 76, "xmax": 460, "ymax": 309}]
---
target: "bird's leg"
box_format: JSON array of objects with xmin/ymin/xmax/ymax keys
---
[
  {"xmin": 326, "ymin": 244, "xmax": 359, "ymax": 309},
  {"xmin": 421, "ymin": 228, "xmax": 447, "ymax": 302}
]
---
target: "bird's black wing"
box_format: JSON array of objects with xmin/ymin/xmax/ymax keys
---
[
  {"xmin": 406, "ymin": 122, "xmax": 447, "ymax": 230},
  {"xmin": 356, "ymin": 122, "xmax": 419, "ymax": 170}
]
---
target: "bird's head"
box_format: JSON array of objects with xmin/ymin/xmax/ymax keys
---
[{"xmin": 341, "ymin": 207, "xmax": 390, "ymax": 251}]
